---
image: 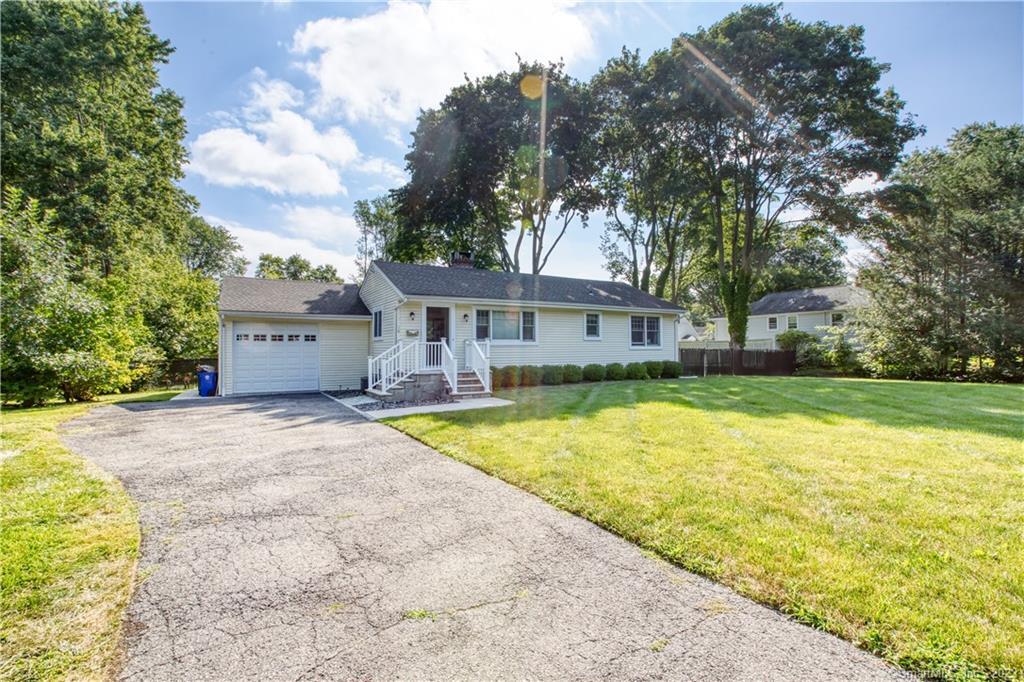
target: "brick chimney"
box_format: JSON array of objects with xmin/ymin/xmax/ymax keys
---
[{"xmin": 449, "ymin": 251, "xmax": 475, "ymax": 268}]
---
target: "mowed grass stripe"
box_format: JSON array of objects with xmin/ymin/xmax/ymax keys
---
[{"xmin": 387, "ymin": 378, "xmax": 1023, "ymax": 679}]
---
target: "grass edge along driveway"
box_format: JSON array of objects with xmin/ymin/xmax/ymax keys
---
[
  {"xmin": 386, "ymin": 377, "xmax": 1024, "ymax": 681},
  {"xmin": 1, "ymin": 390, "xmax": 177, "ymax": 681}
]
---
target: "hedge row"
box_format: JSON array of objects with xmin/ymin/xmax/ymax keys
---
[{"xmin": 492, "ymin": 360, "xmax": 682, "ymax": 388}]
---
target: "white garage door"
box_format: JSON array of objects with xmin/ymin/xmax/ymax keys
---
[{"xmin": 232, "ymin": 323, "xmax": 319, "ymax": 394}]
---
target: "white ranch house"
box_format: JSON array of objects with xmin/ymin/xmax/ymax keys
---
[
  {"xmin": 687, "ymin": 285, "xmax": 867, "ymax": 350},
  {"xmin": 218, "ymin": 260, "xmax": 685, "ymax": 398}
]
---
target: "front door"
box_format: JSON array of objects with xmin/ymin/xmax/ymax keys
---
[
  {"xmin": 424, "ymin": 307, "xmax": 449, "ymax": 368},
  {"xmin": 426, "ymin": 307, "xmax": 449, "ymax": 343}
]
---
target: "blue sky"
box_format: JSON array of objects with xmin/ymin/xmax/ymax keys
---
[{"xmin": 145, "ymin": 1, "xmax": 1023, "ymax": 281}]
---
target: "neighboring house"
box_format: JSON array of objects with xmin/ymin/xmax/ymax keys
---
[
  {"xmin": 218, "ymin": 260, "xmax": 685, "ymax": 398},
  {"xmin": 706, "ymin": 285, "xmax": 868, "ymax": 350}
]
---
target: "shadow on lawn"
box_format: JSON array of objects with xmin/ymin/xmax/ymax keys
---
[{"xmin": 397, "ymin": 377, "xmax": 1023, "ymax": 441}]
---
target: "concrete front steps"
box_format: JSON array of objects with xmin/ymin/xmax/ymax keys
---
[
  {"xmin": 448, "ymin": 371, "xmax": 491, "ymax": 400},
  {"xmin": 367, "ymin": 370, "xmax": 490, "ymax": 402}
]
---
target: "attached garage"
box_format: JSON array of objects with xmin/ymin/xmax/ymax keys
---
[
  {"xmin": 231, "ymin": 323, "xmax": 320, "ymax": 394},
  {"xmin": 218, "ymin": 278, "xmax": 371, "ymax": 397}
]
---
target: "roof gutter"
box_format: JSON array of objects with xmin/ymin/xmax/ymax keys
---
[{"xmin": 218, "ymin": 310, "xmax": 372, "ymax": 321}]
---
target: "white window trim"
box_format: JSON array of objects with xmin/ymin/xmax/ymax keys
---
[
  {"xmin": 787, "ymin": 315, "xmax": 798, "ymax": 330},
  {"xmin": 830, "ymin": 311, "xmax": 846, "ymax": 326},
  {"xmin": 583, "ymin": 312, "xmax": 602, "ymax": 340},
  {"xmin": 768, "ymin": 316, "xmax": 778, "ymax": 331},
  {"xmin": 372, "ymin": 309, "xmax": 383, "ymax": 339},
  {"xmin": 472, "ymin": 306, "xmax": 539, "ymax": 345},
  {"xmin": 628, "ymin": 314, "xmax": 663, "ymax": 350}
]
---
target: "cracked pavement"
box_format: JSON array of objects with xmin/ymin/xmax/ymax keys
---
[{"xmin": 63, "ymin": 394, "xmax": 904, "ymax": 680}]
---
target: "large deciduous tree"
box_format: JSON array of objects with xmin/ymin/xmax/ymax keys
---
[
  {"xmin": 353, "ymin": 196, "xmax": 400, "ymax": 278},
  {"xmin": 256, "ymin": 253, "xmax": 340, "ymax": 282},
  {"xmin": 592, "ymin": 49, "xmax": 706, "ymax": 298},
  {"xmin": 182, "ymin": 217, "xmax": 248, "ymax": 279},
  {"xmin": 1, "ymin": 0, "xmax": 193, "ymax": 276},
  {"xmin": 395, "ymin": 61, "xmax": 602, "ymax": 273},
  {"xmin": 668, "ymin": 5, "xmax": 920, "ymax": 348}
]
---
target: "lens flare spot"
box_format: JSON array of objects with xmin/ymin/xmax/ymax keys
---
[{"xmin": 519, "ymin": 74, "xmax": 544, "ymax": 100}]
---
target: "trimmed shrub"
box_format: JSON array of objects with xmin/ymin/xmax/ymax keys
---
[
  {"xmin": 493, "ymin": 365, "xmax": 520, "ymax": 388},
  {"xmin": 562, "ymin": 364, "xmax": 582, "ymax": 383},
  {"xmin": 503, "ymin": 365, "xmax": 521, "ymax": 388},
  {"xmin": 661, "ymin": 360, "xmax": 683, "ymax": 378},
  {"xmin": 542, "ymin": 364, "xmax": 565, "ymax": 385},
  {"xmin": 625, "ymin": 362, "xmax": 649, "ymax": 380},
  {"xmin": 776, "ymin": 329, "xmax": 816, "ymax": 351},
  {"xmin": 644, "ymin": 360, "xmax": 664, "ymax": 379},
  {"xmin": 520, "ymin": 365, "xmax": 543, "ymax": 386},
  {"xmin": 582, "ymin": 363, "xmax": 606, "ymax": 382},
  {"xmin": 605, "ymin": 362, "xmax": 626, "ymax": 380}
]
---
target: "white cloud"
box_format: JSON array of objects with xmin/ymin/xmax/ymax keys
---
[
  {"xmin": 206, "ymin": 214, "xmax": 359, "ymax": 280},
  {"xmin": 277, "ymin": 204, "xmax": 360, "ymax": 245},
  {"xmin": 250, "ymin": 109, "xmax": 360, "ymax": 166},
  {"xmin": 245, "ymin": 67, "xmax": 304, "ymax": 116},
  {"xmin": 190, "ymin": 67, "xmax": 406, "ymax": 195},
  {"xmin": 191, "ymin": 128, "xmax": 344, "ymax": 196},
  {"xmin": 293, "ymin": 0, "xmax": 600, "ymax": 124},
  {"xmin": 353, "ymin": 156, "xmax": 406, "ymax": 185}
]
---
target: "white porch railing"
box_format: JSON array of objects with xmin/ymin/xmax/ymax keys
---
[
  {"xmin": 439, "ymin": 340, "xmax": 458, "ymax": 394},
  {"xmin": 466, "ymin": 339, "xmax": 491, "ymax": 392},
  {"xmin": 421, "ymin": 341, "xmax": 444, "ymax": 369},
  {"xmin": 368, "ymin": 339, "xmax": 465, "ymax": 394},
  {"xmin": 368, "ymin": 342, "xmax": 418, "ymax": 392}
]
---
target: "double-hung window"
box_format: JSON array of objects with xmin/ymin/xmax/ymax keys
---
[
  {"xmin": 584, "ymin": 312, "xmax": 601, "ymax": 340},
  {"xmin": 475, "ymin": 309, "xmax": 535, "ymax": 342},
  {"xmin": 830, "ymin": 312, "xmax": 845, "ymax": 326},
  {"xmin": 768, "ymin": 317, "xmax": 778, "ymax": 331},
  {"xmin": 372, "ymin": 310, "xmax": 383, "ymax": 339},
  {"xmin": 787, "ymin": 315, "xmax": 798, "ymax": 330},
  {"xmin": 630, "ymin": 315, "xmax": 661, "ymax": 347}
]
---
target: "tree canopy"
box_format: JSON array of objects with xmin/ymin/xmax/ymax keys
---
[
  {"xmin": 855, "ymin": 123, "xmax": 1023, "ymax": 379},
  {"xmin": 255, "ymin": 253, "xmax": 341, "ymax": 283},
  {"xmin": 1, "ymin": 1, "xmax": 242, "ymax": 403},
  {"xmin": 394, "ymin": 60, "xmax": 602, "ymax": 273}
]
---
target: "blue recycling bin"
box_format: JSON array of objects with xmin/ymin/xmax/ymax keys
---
[{"xmin": 197, "ymin": 369, "xmax": 218, "ymax": 397}]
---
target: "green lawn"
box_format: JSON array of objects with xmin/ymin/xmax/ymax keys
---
[
  {"xmin": 387, "ymin": 377, "xmax": 1023, "ymax": 679},
  {"xmin": 0, "ymin": 390, "xmax": 178, "ymax": 681}
]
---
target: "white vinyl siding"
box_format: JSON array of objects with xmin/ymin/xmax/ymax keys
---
[
  {"xmin": 360, "ymin": 265, "xmax": 403, "ymax": 356},
  {"xmin": 220, "ymin": 317, "xmax": 370, "ymax": 395},
  {"xmin": 319, "ymin": 320, "xmax": 370, "ymax": 391},
  {"xmin": 710, "ymin": 311, "xmax": 836, "ymax": 348},
  {"xmin": 463, "ymin": 306, "xmax": 676, "ymax": 367}
]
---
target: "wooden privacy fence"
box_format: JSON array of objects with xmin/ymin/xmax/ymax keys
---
[{"xmin": 679, "ymin": 349, "xmax": 796, "ymax": 376}]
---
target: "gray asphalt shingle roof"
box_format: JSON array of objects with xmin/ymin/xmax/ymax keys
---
[
  {"xmin": 374, "ymin": 260, "xmax": 684, "ymax": 312},
  {"xmin": 219, "ymin": 277, "xmax": 370, "ymax": 316},
  {"xmin": 749, "ymin": 285, "xmax": 868, "ymax": 316}
]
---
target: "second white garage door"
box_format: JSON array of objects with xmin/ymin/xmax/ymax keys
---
[{"xmin": 232, "ymin": 323, "xmax": 319, "ymax": 394}]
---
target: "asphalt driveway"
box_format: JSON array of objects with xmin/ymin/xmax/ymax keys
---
[{"xmin": 63, "ymin": 394, "xmax": 902, "ymax": 680}]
